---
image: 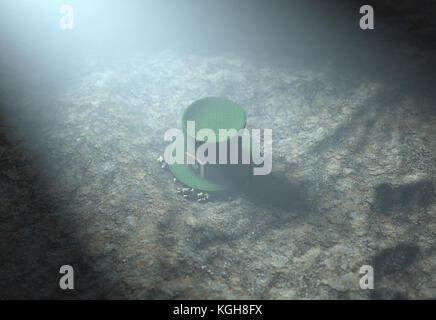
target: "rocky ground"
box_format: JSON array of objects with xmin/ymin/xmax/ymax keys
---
[
  {"xmin": 1, "ymin": 0, "xmax": 436, "ymax": 301},
  {"xmin": 0, "ymin": 45, "xmax": 434, "ymax": 299}
]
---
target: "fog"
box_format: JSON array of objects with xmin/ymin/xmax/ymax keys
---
[
  {"xmin": 0, "ymin": 0, "xmax": 366, "ymax": 74},
  {"xmin": 0, "ymin": 0, "xmax": 435, "ymax": 299}
]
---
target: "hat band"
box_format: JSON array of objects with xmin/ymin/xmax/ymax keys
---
[{"xmin": 184, "ymin": 136, "xmax": 252, "ymax": 185}]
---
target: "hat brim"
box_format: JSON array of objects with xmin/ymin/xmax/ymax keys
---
[{"xmin": 168, "ymin": 163, "xmax": 228, "ymax": 191}]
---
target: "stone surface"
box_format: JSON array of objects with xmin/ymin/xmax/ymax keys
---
[
  {"xmin": 1, "ymin": 46, "xmax": 434, "ymax": 299},
  {"xmin": 1, "ymin": 0, "xmax": 436, "ymax": 298}
]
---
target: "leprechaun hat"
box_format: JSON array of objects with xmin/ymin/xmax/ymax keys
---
[{"xmin": 168, "ymin": 96, "xmax": 250, "ymax": 191}]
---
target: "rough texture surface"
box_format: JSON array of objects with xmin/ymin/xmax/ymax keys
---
[
  {"xmin": 1, "ymin": 0, "xmax": 436, "ymax": 301},
  {"xmin": 1, "ymin": 46, "xmax": 434, "ymax": 299}
]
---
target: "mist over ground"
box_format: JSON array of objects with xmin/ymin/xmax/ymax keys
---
[{"xmin": 0, "ymin": 0, "xmax": 435, "ymax": 299}]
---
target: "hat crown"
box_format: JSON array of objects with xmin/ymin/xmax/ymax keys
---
[{"xmin": 182, "ymin": 97, "xmax": 247, "ymax": 143}]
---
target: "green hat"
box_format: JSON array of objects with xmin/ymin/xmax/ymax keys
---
[{"xmin": 168, "ymin": 97, "xmax": 249, "ymax": 191}]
